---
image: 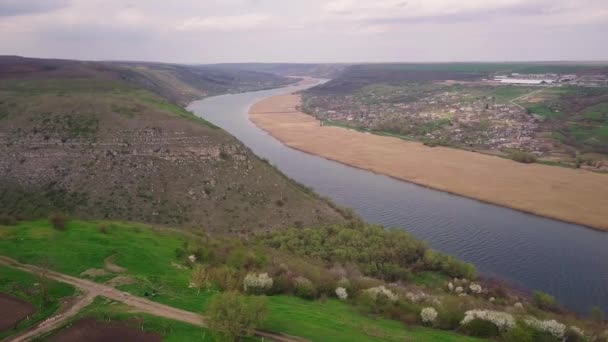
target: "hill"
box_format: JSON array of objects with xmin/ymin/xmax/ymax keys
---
[
  {"xmin": 204, "ymin": 63, "xmax": 348, "ymax": 78},
  {"xmin": 0, "ymin": 56, "xmax": 346, "ymax": 231}
]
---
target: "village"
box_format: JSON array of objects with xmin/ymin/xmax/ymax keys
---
[{"xmin": 302, "ymin": 85, "xmax": 544, "ymax": 153}]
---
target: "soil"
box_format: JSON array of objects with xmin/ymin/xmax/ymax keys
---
[
  {"xmin": 0, "ymin": 292, "xmax": 36, "ymax": 332},
  {"xmin": 48, "ymin": 318, "xmax": 161, "ymax": 342},
  {"xmin": 250, "ymin": 93, "xmax": 608, "ymax": 231}
]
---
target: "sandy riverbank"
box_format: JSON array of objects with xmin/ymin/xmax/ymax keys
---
[{"xmin": 249, "ymin": 92, "xmax": 608, "ymax": 231}]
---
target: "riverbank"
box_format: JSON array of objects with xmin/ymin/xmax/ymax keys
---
[{"xmin": 249, "ymin": 92, "xmax": 608, "ymax": 232}]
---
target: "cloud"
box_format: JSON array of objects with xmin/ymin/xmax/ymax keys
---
[
  {"xmin": 176, "ymin": 13, "xmax": 272, "ymax": 32},
  {"xmin": 0, "ymin": 0, "xmax": 606, "ymax": 63},
  {"xmin": 0, "ymin": 0, "xmax": 69, "ymax": 17}
]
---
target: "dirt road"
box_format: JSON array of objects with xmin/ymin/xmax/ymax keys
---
[{"xmin": 0, "ymin": 256, "xmax": 308, "ymax": 342}]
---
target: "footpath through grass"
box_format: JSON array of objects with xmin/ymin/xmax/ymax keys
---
[
  {"xmin": 0, "ymin": 265, "xmax": 75, "ymax": 339},
  {"xmin": 0, "ymin": 219, "xmax": 482, "ymax": 341}
]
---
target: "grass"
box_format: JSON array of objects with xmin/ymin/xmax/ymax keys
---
[
  {"xmin": 0, "ymin": 264, "xmax": 76, "ymax": 339},
  {"xmin": 0, "ymin": 219, "xmax": 482, "ymax": 341},
  {"xmin": 489, "ymin": 86, "xmax": 537, "ymax": 102},
  {"xmin": 526, "ymin": 104, "xmax": 561, "ymax": 118},
  {"xmin": 0, "ymin": 219, "xmax": 210, "ymax": 312},
  {"xmin": 583, "ymin": 102, "xmax": 608, "ymax": 123},
  {"xmin": 265, "ymin": 296, "xmax": 483, "ymax": 342}
]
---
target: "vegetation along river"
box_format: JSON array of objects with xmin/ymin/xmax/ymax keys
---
[{"xmin": 188, "ymin": 81, "xmax": 608, "ymax": 315}]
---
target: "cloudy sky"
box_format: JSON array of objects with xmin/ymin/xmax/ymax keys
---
[{"xmin": 1, "ymin": 0, "xmax": 607, "ymax": 63}]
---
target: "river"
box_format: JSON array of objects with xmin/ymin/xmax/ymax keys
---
[{"xmin": 188, "ymin": 82, "xmax": 608, "ymax": 315}]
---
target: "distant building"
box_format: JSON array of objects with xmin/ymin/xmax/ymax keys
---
[{"xmin": 496, "ymin": 78, "xmax": 555, "ymax": 85}]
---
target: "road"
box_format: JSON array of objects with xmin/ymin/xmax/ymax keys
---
[{"xmin": 0, "ymin": 256, "xmax": 308, "ymax": 342}]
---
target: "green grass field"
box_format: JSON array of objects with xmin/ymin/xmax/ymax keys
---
[
  {"xmin": 0, "ymin": 265, "xmax": 75, "ymax": 339},
  {"xmin": 265, "ymin": 296, "xmax": 480, "ymax": 342},
  {"xmin": 0, "ymin": 219, "xmax": 482, "ymax": 341}
]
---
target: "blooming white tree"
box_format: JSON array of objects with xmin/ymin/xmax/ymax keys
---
[
  {"xmin": 365, "ymin": 286, "xmax": 398, "ymax": 302},
  {"xmin": 461, "ymin": 310, "xmax": 516, "ymax": 332},
  {"xmin": 469, "ymin": 283, "xmax": 482, "ymax": 294},
  {"xmin": 335, "ymin": 287, "xmax": 348, "ymax": 301},
  {"xmin": 243, "ymin": 272, "xmax": 273, "ymax": 294},
  {"xmin": 420, "ymin": 307, "xmax": 438, "ymax": 324},
  {"xmin": 524, "ymin": 318, "xmax": 566, "ymax": 339}
]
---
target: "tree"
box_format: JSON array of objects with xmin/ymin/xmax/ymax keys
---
[{"xmin": 206, "ymin": 291, "xmax": 268, "ymax": 341}]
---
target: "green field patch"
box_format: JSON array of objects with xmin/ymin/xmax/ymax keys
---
[
  {"xmin": 265, "ymin": 296, "xmax": 482, "ymax": 342},
  {"xmin": 583, "ymin": 102, "xmax": 608, "ymax": 122},
  {"xmin": 526, "ymin": 104, "xmax": 561, "ymax": 118},
  {"xmin": 489, "ymin": 86, "xmax": 536, "ymax": 102}
]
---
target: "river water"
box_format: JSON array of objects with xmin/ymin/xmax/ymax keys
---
[{"xmin": 188, "ymin": 82, "xmax": 608, "ymax": 315}]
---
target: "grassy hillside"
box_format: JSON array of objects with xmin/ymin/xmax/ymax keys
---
[
  {"xmin": 0, "ymin": 57, "xmax": 345, "ymax": 231},
  {"xmin": 2, "ymin": 219, "xmax": 604, "ymax": 341},
  {"xmin": 0, "ymin": 219, "xmax": 483, "ymax": 342}
]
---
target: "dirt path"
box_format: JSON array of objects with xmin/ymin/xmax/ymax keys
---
[
  {"xmin": 9, "ymin": 293, "xmax": 96, "ymax": 342},
  {"xmin": 249, "ymin": 93, "xmax": 608, "ymax": 231},
  {"xmin": 0, "ymin": 256, "xmax": 308, "ymax": 342}
]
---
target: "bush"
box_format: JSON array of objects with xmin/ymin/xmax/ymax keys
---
[
  {"xmin": 206, "ymin": 291, "xmax": 269, "ymax": 341},
  {"xmin": 208, "ymin": 266, "xmax": 241, "ymax": 291},
  {"xmin": 533, "ymin": 291, "xmax": 559, "ymax": 311},
  {"xmin": 294, "ymin": 276, "xmax": 316, "ymax": 299},
  {"xmin": 243, "ymin": 273, "xmax": 273, "ymax": 295},
  {"xmin": 502, "ymin": 324, "xmax": 535, "ymax": 342},
  {"xmin": 98, "ymin": 224, "xmax": 109, "ymax": 234},
  {"xmin": 49, "ymin": 212, "xmax": 69, "ymax": 231},
  {"xmin": 509, "ymin": 150, "xmax": 537, "ymax": 163},
  {"xmin": 459, "ymin": 318, "xmax": 500, "ymax": 338},
  {"xmin": 591, "ymin": 306, "xmax": 604, "ymax": 322},
  {"xmin": 420, "ymin": 307, "xmax": 438, "ymax": 325},
  {"xmin": 436, "ymin": 297, "xmax": 465, "ymax": 330}
]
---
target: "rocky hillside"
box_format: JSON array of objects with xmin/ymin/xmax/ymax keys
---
[{"xmin": 0, "ymin": 56, "xmax": 346, "ymax": 232}]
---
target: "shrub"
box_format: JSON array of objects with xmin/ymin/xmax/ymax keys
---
[
  {"xmin": 335, "ymin": 287, "xmax": 348, "ymax": 301},
  {"xmin": 533, "ymin": 291, "xmax": 559, "ymax": 311},
  {"xmin": 243, "ymin": 273, "xmax": 273, "ymax": 295},
  {"xmin": 501, "ymin": 324, "xmax": 535, "ymax": 342},
  {"xmin": 206, "ymin": 291, "xmax": 269, "ymax": 341},
  {"xmin": 468, "ymin": 283, "xmax": 482, "ymax": 294},
  {"xmin": 294, "ymin": 277, "xmax": 316, "ymax": 299},
  {"xmin": 509, "ymin": 150, "xmax": 537, "ymax": 163},
  {"xmin": 98, "ymin": 224, "xmax": 109, "ymax": 234},
  {"xmin": 591, "ymin": 306, "xmax": 604, "ymax": 322},
  {"xmin": 524, "ymin": 318, "xmax": 566, "ymax": 340},
  {"xmin": 364, "ymin": 286, "xmax": 398, "ymax": 302},
  {"xmin": 420, "ymin": 307, "xmax": 438, "ymax": 325},
  {"xmin": 190, "ymin": 265, "xmax": 209, "ymax": 294},
  {"xmin": 208, "ymin": 266, "xmax": 241, "ymax": 291},
  {"xmin": 461, "ymin": 309, "xmax": 515, "ymax": 332},
  {"xmin": 49, "ymin": 212, "xmax": 68, "ymax": 231},
  {"xmin": 565, "ymin": 326, "xmax": 585, "ymax": 342},
  {"xmin": 460, "ymin": 318, "xmax": 500, "ymax": 337},
  {"xmin": 436, "ymin": 297, "xmax": 465, "ymax": 330}
]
